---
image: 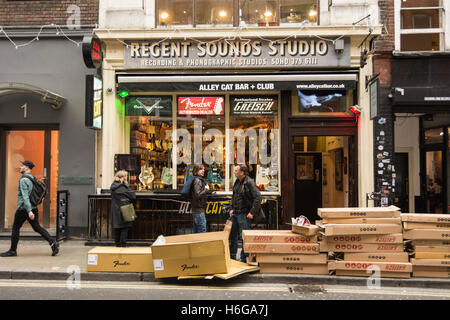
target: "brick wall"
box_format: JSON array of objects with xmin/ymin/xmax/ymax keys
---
[{"xmin": 0, "ymin": 0, "xmax": 99, "ymax": 26}]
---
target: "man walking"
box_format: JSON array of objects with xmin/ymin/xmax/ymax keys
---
[
  {"xmin": 229, "ymin": 164, "xmax": 262, "ymax": 262},
  {"xmin": 1, "ymin": 160, "xmax": 59, "ymax": 257}
]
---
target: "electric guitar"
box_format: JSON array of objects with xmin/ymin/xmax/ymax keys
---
[
  {"xmin": 139, "ymin": 150, "xmax": 154, "ymax": 188},
  {"xmin": 161, "ymin": 143, "xmax": 173, "ymax": 185},
  {"xmin": 256, "ymin": 165, "xmax": 270, "ymax": 186}
]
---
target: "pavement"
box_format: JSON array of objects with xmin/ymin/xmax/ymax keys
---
[{"xmin": 1, "ymin": 239, "xmax": 450, "ymax": 289}]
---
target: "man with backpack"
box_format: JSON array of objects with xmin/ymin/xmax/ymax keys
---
[
  {"xmin": 229, "ymin": 164, "xmax": 262, "ymax": 262},
  {"xmin": 1, "ymin": 160, "xmax": 59, "ymax": 257}
]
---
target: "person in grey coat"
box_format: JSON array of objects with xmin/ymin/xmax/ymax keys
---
[{"xmin": 110, "ymin": 170, "xmax": 136, "ymax": 247}]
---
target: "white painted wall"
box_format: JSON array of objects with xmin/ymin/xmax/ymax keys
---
[
  {"xmin": 320, "ymin": 0, "xmax": 379, "ymax": 26},
  {"xmin": 394, "ymin": 116, "xmax": 420, "ymax": 212},
  {"xmin": 99, "ymin": 0, "xmax": 155, "ymax": 29}
]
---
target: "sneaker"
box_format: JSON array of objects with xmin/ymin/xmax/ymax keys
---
[
  {"xmin": 0, "ymin": 250, "xmax": 17, "ymax": 257},
  {"xmin": 51, "ymin": 241, "xmax": 59, "ymax": 256}
]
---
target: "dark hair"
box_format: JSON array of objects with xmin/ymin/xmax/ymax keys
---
[
  {"xmin": 193, "ymin": 164, "xmax": 205, "ymax": 176},
  {"xmin": 236, "ymin": 164, "xmax": 248, "ymax": 176}
]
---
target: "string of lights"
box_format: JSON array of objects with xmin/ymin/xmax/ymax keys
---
[{"xmin": 0, "ymin": 14, "xmax": 372, "ymax": 51}]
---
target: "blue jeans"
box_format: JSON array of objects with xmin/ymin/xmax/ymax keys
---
[
  {"xmin": 192, "ymin": 212, "xmax": 207, "ymax": 233},
  {"xmin": 229, "ymin": 213, "xmax": 250, "ymax": 262}
]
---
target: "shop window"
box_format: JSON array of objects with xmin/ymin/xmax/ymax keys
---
[
  {"xmin": 239, "ymin": 0, "xmax": 278, "ymax": 26},
  {"xmin": 292, "ymin": 89, "xmax": 353, "ymax": 115},
  {"xmin": 424, "ymin": 127, "xmax": 444, "ymax": 145},
  {"xmin": 157, "ymin": 0, "xmax": 194, "ymax": 27},
  {"xmin": 399, "ymin": 0, "xmax": 443, "ymax": 51},
  {"xmin": 195, "ymin": 0, "xmax": 233, "ymax": 26},
  {"xmin": 279, "ymin": 0, "xmax": 318, "ymax": 26},
  {"xmin": 126, "ymin": 96, "xmax": 174, "ymax": 191},
  {"xmin": 229, "ymin": 95, "xmax": 280, "ymax": 192},
  {"xmin": 176, "ymin": 96, "xmax": 226, "ymax": 191}
]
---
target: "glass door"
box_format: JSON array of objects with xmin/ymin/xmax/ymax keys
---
[
  {"xmin": 2, "ymin": 129, "xmax": 59, "ymax": 230},
  {"xmin": 425, "ymin": 150, "xmax": 444, "ymax": 213}
]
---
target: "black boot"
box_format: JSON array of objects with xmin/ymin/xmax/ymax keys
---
[
  {"xmin": 51, "ymin": 241, "xmax": 59, "ymax": 256},
  {"xmin": 0, "ymin": 250, "xmax": 17, "ymax": 257}
]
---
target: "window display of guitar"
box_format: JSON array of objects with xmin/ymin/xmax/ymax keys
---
[
  {"xmin": 139, "ymin": 149, "xmax": 154, "ymax": 189},
  {"xmin": 208, "ymin": 162, "xmax": 224, "ymax": 190},
  {"xmin": 161, "ymin": 142, "xmax": 173, "ymax": 185}
]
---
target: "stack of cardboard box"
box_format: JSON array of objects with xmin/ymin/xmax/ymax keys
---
[
  {"xmin": 402, "ymin": 213, "xmax": 450, "ymax": 278},
  {"xmin": 242, "ymin": 229, "xmax": 328, "ymax": 274},
  {"xmin": 320, "ymin": 206, "xmax": 412, "ymax": 279}
]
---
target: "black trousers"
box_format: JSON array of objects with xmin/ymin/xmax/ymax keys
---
[
  {"xmin": 114, "ymin": 227, "xmax": 130, "ymax": 247},
  {"xmin": 10, "ymin": 208, "xmax": 54, "ymax": 252}
]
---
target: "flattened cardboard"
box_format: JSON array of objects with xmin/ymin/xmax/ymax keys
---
[
  {"xmin": 242, "ymin": 230, "xmax": 317, "ymax": 244},
  {"xmin": 329, "ymin": 260, "xmax": 413, "ymax": 273},
  {"xmin": 344, "ymin": 252, "xmax": 409, "ymax": 262},
  {"xmin": 256, "ymin": 253, "xmax": 327, "ymax": 264},
  {"xmin": 319, "ymin": 242, "xmax": 404, "ymax": 253},
  {"xmin": 412, "ymin": 271, "xmax": 450, "ymax": 278},
  {"xmin": 290, "ymin": 224, "xmax": 321, "ymax": 236},
  {"xmin": 259, "ymin": 263, "xmax": 329, "ymax": 275},
  {"xmin": 414, "ymin": 245, "xmax": 450, "ymax": 253},
  {"xmin": 401, "ymin": 213, "xmax": 450, "ymax": 223},
  {"xmin": 410, "ymin": 258, "xmax": 450, "ymax": 267},
  {"xmin": 244, "ymin": 243, "xmax": 320, "ymax": 254},
  {"xmin": 413, "ymin": 266, "xmax": 450, "ymax": 272},
  {"xmin": 324, "ymin": 234, "xmax": 403, "ymax": 244},
  {"xmin": 318, "ymin": 206, "xmax": 400, "ymax": 219},
  {"xmin": 411, "ymin": 240, "xmax": 450, "ymax": 246},
  {"xmin": 177, "ymin": 260, "xmax": 259, "ymax": 280},
  {"xmin": 403, "ymin": 222, "xmax": 450, "ymax": 230},
  {"xmin": 322, "ymin": 218, "xmax": 401, "ymax": 225},
  {"xmin": 403, "ymin": 229, "xmax": 450, "ymax": 240},
  {"xmin": 414, "ymin": 252, "xmax": 450, "ymax": 259},
  {"xmin": 336, "ymin": 270, "xmax": 411, "ymax": 279},
  {"xmin": 324, "ymin": 224, "xmax": 402, "ymax": 236},
  {"xmin": 87, "ymin": 247, "xmax": 153, "ymax": 273}
]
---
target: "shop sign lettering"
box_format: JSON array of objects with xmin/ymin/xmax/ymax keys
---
[{"xmin": 124, "ymin": 38, "xmax": 350, "ymax": 69}]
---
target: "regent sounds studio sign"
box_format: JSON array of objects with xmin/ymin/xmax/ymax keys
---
[{"xmin": 124, "ymin": 38, "xmax": 350, "ymax": 69}]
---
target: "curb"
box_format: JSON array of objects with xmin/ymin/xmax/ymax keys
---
[{"xmin": 1, "ymin": 270, "xmax": 450, "ymax": 289}]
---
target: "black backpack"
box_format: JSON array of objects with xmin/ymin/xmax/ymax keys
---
[{"xmin": 23, "ymin": 176, "xmax": 47, "ymax": 206}]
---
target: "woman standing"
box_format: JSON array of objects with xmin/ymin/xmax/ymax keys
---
[
  {"xmin": 110, "ymin": 170, "xmax": 136, "ymax": 247},
  {"xmin": 190, "ymin": 164, "xmax": 210, "ymax": 233}
]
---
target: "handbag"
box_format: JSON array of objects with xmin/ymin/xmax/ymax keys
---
[{"xmin": 120, "ymin": 203, "xmax": 137, "ymax": 222}]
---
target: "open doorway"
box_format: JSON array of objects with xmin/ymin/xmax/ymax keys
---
[{"xmin": 293, "ymin": 136, "xmax": 352, "ymax": 222}]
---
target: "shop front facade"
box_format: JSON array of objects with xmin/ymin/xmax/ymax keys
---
[{"xmin": 90, "ymin": 0, "xmax": 381, "ymax": 242}]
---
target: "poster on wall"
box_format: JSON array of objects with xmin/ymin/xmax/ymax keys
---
[
  {"xmin": 296, "ymin": 156, "xmax": 314, "ymax": 180},
  {"xmin": 230, "ymin": 95, "xmax": 278, "ymax": 115},
  {"xmin": 85, "ymin": 75, "xmax": 103, "ymax": 130},
  {"xmin": 177, "ymin": 96, "xmax": 224, "ymax": 115},
  {"xmin": 126, "ymin": 96, "xmax": 172, "ymax": 117},
  {"xmin": 297, "ymin": 90, "xmax": 345, "ymax": 113}
]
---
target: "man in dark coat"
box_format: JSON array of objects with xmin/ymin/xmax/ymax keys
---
[
  {"xmin": 110, "ymin": 170, "xmax": 136, "ymax": 247},
  {"xmin": 229, "ymin": 164, "xmax": 262, "ymax": 262},
  {"xmin": 190, "ymin": 164, "xmax": 210, "ymax": 233}
]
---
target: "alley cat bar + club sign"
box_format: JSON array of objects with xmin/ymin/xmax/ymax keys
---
[{"xmin": 124, "ymin": 38, "xmax": 351, "ymax": 69}]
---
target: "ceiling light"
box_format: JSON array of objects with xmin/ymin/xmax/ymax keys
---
[
  {"xmin": 219, "ymin": 10, "xmax": 227, "ymax": 18},
  {"xmin": 161, "ymin": 12, "xmax": 169, "ymax": 20},
  {"xmin": 264, "ymin": 11, "xmax": 273, "ymax": 17}
]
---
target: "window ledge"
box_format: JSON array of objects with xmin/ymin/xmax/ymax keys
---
[{"xmin": 393, "ymin": 50, "xmax": 450, "ymax": 57}]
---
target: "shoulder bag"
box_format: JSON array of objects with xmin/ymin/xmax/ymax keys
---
[{"xmin": 120, "ymin": 203, "xmax": 137, "ymax": 222}]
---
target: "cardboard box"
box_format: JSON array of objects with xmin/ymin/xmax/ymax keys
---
[
  {"xmin": 336, "ymin": 270, "xmax": 411, "ymax": 279},
  {"xmin": 328, "ymin": 260, "xmax": 413, "ymax": 273},
  {"xmin": 259, "ymin": 263, "xmax": 329, "ymax": 275},
  {"xmin": 290, "ymin": 224, "xmax": 321, "ymax": 236},
  {"xmin": 414, "ymin": 252, "xmax": 450, "ymax": 259},
  {"xmin": 403, "ymin": 229, "xmax": 450, "ymax": 240},
  {"xmin": 414, "ymin": 245, "xmax": 450, "ymax": 253},
  {"xmin": 244, "ymin": 243, "xmax": 320, "ymax": 254},
  {"xmin": 401, "ymin": 213, "xmax": 450, "ymax": 223},
  {"xmin": 324, "ymin": 234, "xmax": 403, "ymax": 244},
  {"xmin": 319, "ymin": 242, "xmax": 404, "ymax": 253},
  {"xmin": 87, "ymin": 247, "xmax": 153, "ymax": 273},
  {"xmin": 318, "ymin": 206, "xmax": 400, "ymax": 219},
  {"xmin": 344, "ymin": 252, "xmax": 409, "ymax": 262},
  {"xmin": 403, "ymin": 222, "xmax": 450, "ymax": 230},
  {"xmin": 322, "ymin": 218, "xmax": 401, "ymax": 225},
  {"xmin": 242, "ymin": 230, "xmax": 317, "ymax": 244},
  {"xmin": 413, "ymin": 266, "xmax": 450, "ymax": 272},
  {"xmin": 324, "ymin": 224, "xmax": 402, "ymax": 236},
  {"xmin": 151, "ymin": 221, "xmax": 232, "ymax": 278},
  {"xmin": 411, "ymin": 240, "xmax": 450, "ymax": 246},
  {"xmin": 256, "ymin": 253, "xmax": 327, "ymax": 264},
  {"xmin": 410, "ymin": 258, "xmax": 450, "ymax": 267}
]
